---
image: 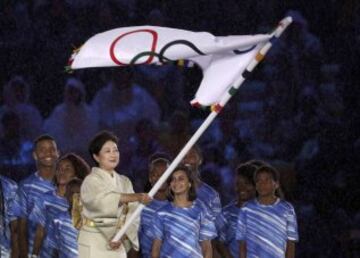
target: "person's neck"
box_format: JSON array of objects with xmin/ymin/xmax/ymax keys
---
[
  {"xmin": 99, "ymin": 167, "xmax": 114, "ymax": 176},
  {"xmin": 173, "ymin": 193, "xmax": 192, "ymax": 208},
  {"xmin": 38, "ymin": 167, "xmax": 54, "ymax": 181},
  {"xmin": 57, "ymin": 184, "xmax": 66, "ymax": 197},
  {"xmin": 257, "ymin": 195, "xmax": 278, "ymax": 205}
]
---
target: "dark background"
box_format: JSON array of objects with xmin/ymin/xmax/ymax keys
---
[{"xmin": 0, "ymin": 1, "xmax": 359, "ymax": 257}]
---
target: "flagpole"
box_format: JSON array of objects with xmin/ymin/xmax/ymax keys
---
[{"xmin": 111, "ymin": 16, "xmax": 292, "ymax": 243}]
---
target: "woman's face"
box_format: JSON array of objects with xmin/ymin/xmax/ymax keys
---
[
  {"xmin": 170, "ymin": 170, "xmax": 191, "ymax": 196},
  {"xmin": 56, "ymin": 159, "xmax": 76, "ymax": 185},
  {"xmin": 94, "ymin": 140, "xmax": 120, "ymax": 171},
  {"xmin": 235, "ymin": 175, "xmax": 256, "ymax": 202}
]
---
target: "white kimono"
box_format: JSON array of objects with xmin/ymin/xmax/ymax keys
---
[{"xmin": 78, "ymin": 167, "xmax": 140, "ymax": 258}]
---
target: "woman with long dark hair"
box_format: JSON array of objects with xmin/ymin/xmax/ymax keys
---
[{"xmin": 151, "ymin": 166, "xmax": 217, "ymax": 258}]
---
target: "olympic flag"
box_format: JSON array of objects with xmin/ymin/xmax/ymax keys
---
[{"xmin": 69, "ymin": 26, "xmax": 271, "ymax": 106}]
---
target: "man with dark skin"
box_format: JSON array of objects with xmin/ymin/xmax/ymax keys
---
[{"xmin": 16, "ymin": 135, "xmax": 59, "ymax": 258}]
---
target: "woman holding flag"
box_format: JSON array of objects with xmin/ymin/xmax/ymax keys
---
[{"xmin": 78, "ymin": 131, "xmax": 151, "ymax": 258}]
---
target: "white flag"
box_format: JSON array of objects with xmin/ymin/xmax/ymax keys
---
[{"xmin": 69, "ymin": 26, "xmax": 271, "ymax": 106}]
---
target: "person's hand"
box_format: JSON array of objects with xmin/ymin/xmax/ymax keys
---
[
  {"xmin": 108, "ymin": 239, "xmax": 122, "ymax": 250},
  {"xmin": 138, "ymin": 193, "xmax": 152, "ymax": 205}
]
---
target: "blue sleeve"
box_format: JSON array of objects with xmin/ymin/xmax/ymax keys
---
[
  {"xmin": 52, "ymin": 213, "xmax": 78, "ymax": 257},
  {"xmin": 216, "ymin": 211, "xmax": 228, "ymax": 242},
  {"xmin": 28, "ymin": 199, "xmax": 46, "ymax": 226},
  {"xmin": 225, "ymin": 216, "xmax": 237, "ymax": 244},
  {"xmin": 211, "ymin": 192, "xmax": 222, "ymax": 216},
  {"xmin": 199, "ymin": 210, "xmax": 217, "ymax": 241},
  {"xmin": 4, "ymin": 182, "xmax": 19, "ymax": 222},
  {"xmin": 47, "ymin": 219, "xmax": 58, "ymax": 249},
  {"xmin": 286, "ymin": 205, "xmax": 299, "ymax": 242},
  {"xmin": 236, "ymin": 208, "xmax": 246, "ymax": 241},
  {"xmin": 151, "ymin": 212, "xmax": 164, "ymax": 241},
  {"xmin": 16, "ymin": 184, "xmax": 29, "ymax": 218}
]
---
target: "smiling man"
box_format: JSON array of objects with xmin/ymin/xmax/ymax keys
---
[{"xmin": 14, "ymin": 135, "xmax": 59, "ymax": 258}]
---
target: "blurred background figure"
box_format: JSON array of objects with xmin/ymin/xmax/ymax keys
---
[
  {"xmin": 0, "ymin": 111, "xmax": 33, "ymax": 181},
  {"xmin": 91, "ymin": 68, "xmax": 160, "ymax": 153},
  {"xmin": 43, "ymin": 77, "xmax": 98, "ymax": 159},
  {"xmin": 0, "ymin": 75, "xmax": 43, "ymax": 142}
]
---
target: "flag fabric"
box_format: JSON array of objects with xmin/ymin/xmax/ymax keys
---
[{"xmin": 69, "ymin": 26, "xmax": 271, "ymax": 106}]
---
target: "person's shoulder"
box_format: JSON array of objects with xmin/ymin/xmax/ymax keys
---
[
  {"xmin": 158, "ymin": 202, "xmax": 172, "ymax": 212},
  {"xmin": 194, "ymin": 199, "xmax": 213, "ymax": 215},
  {"xmin": 241, "ymin": 199, "xmax": 257, "ymax": 209},
  {"xmin": 0, "ymin": 176, "xmax": 18, "ymax": 198},
  {"xmin": 278, "ymin": 199, "xmax": 296, "ymax": 210},
  {"xmin": 18, "ymin": 103, "xmax": 41, "ymax": 114},
  {"xmin": 0, "ymin": 175, "xmax": 17, "ymax": 188},
  {"xmin": 117, "ymin": 173, "xmax": 131, "ymax": 181},
  {"xmin": 115, "ymin": 173, "xmax": 133, "ymax": 186},
  {"xmin": 223, "ymin": 200, "xmax": 237, "ymax": 211},
  {"xmin": 19, "ymin": 173, "xmax": 37, "ymax": 186},
  {"xmin": 149, "ymin": 199, "xmax": 168, "ymax": 209},
  {"xmin": 132, "ymin": 84, "xmax": 149, "ymax": 95},
  {"xmin": 52, "ymin": 103, "xmax": 66, "ymax": 114},
  {"xmin": 92, "ymin": 84, "xmax": 112, "ymax": 100},
  {"xmin": 199, "ymin": 181, "xmax": 219, "ymax": 195}
]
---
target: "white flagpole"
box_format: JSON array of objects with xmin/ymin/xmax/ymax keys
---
[{"xmin": 111, "ymin": 16, "xmax": 292, "ymax": 243}]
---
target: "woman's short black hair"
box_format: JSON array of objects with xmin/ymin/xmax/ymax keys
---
[
  {"xmin": 88, "ymin": 131, "xmax": 118, "ymax": 165},
  {"xmin": 167, "ymin": 165, "xmax": 197, "ymax": 202}
]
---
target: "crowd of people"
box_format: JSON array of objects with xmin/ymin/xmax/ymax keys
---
[
  {"xmin": 1, "ymin": 0, "xmax": 360, "ymax": 257},
  {"xmin": 1, "ymin": 131, "xmax": 299, "ymax": 258}
]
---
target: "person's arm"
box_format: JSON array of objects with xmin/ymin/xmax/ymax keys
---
[
  {"xmin": 200, "ymin": 240, "xmax": 213, "ymax": 258},
  {"xmin": 239, "ymin": 240, "xmax": 246, "ymax": 258},
  {"xmin": 119, "ymin": 193, "xmax": 152, "ymax": 206},
  {"xmin": 151, "ymin": 239, "xmax": 162, "ymax": 258},
  {"xmin": 31, "ymin": 224, "xmax": 45, "ymax": 256},
  {"xmin": 18, "ymin": 218, "xmax": 28, "ymax": 257},
  {"xmin": 9, "ymin": 220, "xmax": 19, "ymax": 258},
  {"xmin": 285, "ymin": 240, "xmax": 295, "ymax": 258}
]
